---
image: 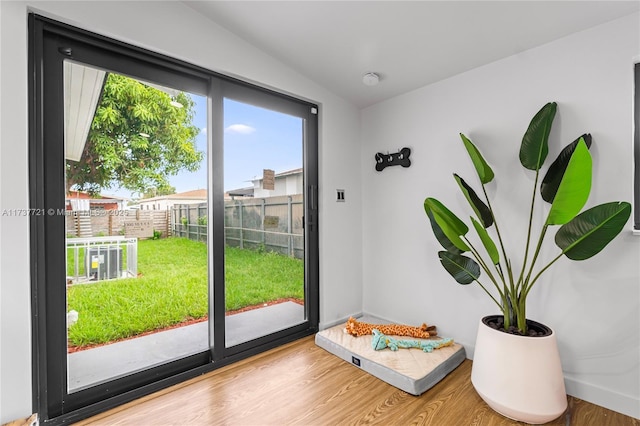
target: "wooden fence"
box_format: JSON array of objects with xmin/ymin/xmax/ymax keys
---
[
  {"xmin": 65, "ymin": 195, "xmax": 305, "ymax": 259},
  {"xmin": 66, "ymin": 210, "xmax": 170, "ymax": 238}
]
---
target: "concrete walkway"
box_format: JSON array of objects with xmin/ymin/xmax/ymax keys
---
[{"xmin": 68, "ymin": 301, "xmax": 305, "ymax": 392}]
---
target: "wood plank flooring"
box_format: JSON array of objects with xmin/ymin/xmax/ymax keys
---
[{"xmin": 76, "ymin": 335, "xmax": 639, "ymax": 425}]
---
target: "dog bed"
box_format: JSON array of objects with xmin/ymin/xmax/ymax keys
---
[{"xmin": 315, "ymin": 316, "xmax": 466, "ymax": 395}]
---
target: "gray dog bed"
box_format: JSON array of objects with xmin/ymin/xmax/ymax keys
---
[{"xmin": 315, "ymin": 316, "xmax": 466, "ymax": 395}]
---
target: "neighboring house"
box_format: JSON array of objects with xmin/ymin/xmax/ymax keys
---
[
  {"xmin": 251, "ymin": 168, "xmax": 303, "ymax": 198},
  {"xmin": 225, "ymin": 186, "xmax": 254, "ymax": 199},
  {"xmin": 66, "ymin": 190, "xmax": 126, "ymax": 211},
  {"xmin": 145, "ymin": 168, "xmax": 303, "ymax": 204},
  {"xmin": 136, "ymin": 189, "xmax": 207, "ymax": 210},
  {"xmin": 225, "ymin": 168, "xmax": 303, "ymax": 199}
]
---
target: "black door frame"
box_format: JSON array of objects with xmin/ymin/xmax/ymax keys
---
[{"xmin": 29, "ymin": 15, "xmax": 318, "ymax": 424}]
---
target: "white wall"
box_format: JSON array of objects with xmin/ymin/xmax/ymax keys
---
[
  {"xmin": 0, "ymin": 1, "xmax": 363, "ymax": 422},
  {"xmin": 362, "ymin": 13, "xmax": 640, "ymax": 418}
]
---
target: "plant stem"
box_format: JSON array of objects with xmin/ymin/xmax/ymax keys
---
[
  {"xmin": 464, "ymin": 237, "xmax": 504, "ymax": 298},
  {"xmin": 517, "ymin": 167, "xmax": 542, "ymax": 294},
  {"xmin": 481, "ymin": 184, "xmax": 516, "ymax": 323},
  {"xmin": 495, "ymin": 263, "xmax": 506, "ymax": 287},
  {"xmin": 522, "ymin": 223, "xmax": 549, "ymax": 296},
  {"xmin": 517, "ymin": 297, "xmax": 527, "ymax": 333},
  {"xmin": 481, "ymin": 185, "xmax": 511, "ymax": 282},
  {"xmin": 523, "ymin": 251, "xmax": 565, "ymax": 299},
  {"xmin": 475, "ymin": 279, "xmax": 503, "ymax": 310}
]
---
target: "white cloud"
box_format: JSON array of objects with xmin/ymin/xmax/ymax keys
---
[
  {"xmin": 201, "ymin": 127, "xmax": 207, "ymax": 135},
  {"xmin": 225, "ymin": 124, "xmax": 256, "ymax": 135}
]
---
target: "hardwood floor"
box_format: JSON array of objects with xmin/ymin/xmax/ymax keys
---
[{"xmin": 76, "ymin": 335, "xmax": 639, "ymax": 425}]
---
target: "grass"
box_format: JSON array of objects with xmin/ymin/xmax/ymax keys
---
[
  {"xmin": 67, "ymin": 238, "xmax": 303, "ymax": 347},
  {"xmin": 225, "ymin": 248, "xmax": 304, "ymax": 310}
]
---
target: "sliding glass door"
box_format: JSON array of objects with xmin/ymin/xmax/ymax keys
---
[
  {"xmin": 64, "ymin": 62, "xmax": 210, "ymax": 392},
  {"xmin": 209, "ymin": 81, "xmax": 319, "ymax": 357},
  {"xmin": 30, "ymin": 15, "xmax": 318, "ymax": 423},
  {"xmin": 221, "ymin": 94, "xmax": 312, "ymax": 349}
]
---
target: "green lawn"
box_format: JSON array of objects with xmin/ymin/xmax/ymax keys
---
[{"xmin": 67, "ymin": 237, "xmax": 303, "ymax": 347}]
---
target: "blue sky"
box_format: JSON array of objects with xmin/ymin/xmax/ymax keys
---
[
  {"xmin": 110, "ymin": 93, "xmax": 303, "ymax": 198},
  {"xmin": 222, "ymin": 98, "xmax": 303, "ymax": 192}
]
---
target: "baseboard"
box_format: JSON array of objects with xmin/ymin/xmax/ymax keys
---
[
  {"xmin": 320, "ymin": 311, "xmax": 422, "ymax": 331},
  {"xmin": 318, "ymin": 312, "xmax": 362, "ymax": 330},
  {"xmin": 564, "ymin": 376, "xmax": 640, "ymax": 420}
]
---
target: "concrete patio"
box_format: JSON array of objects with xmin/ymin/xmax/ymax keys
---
[{"xmin": 68, "ymin": 301, "xmax": 305, "ymax": 392}]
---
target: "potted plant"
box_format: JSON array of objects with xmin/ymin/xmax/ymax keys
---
[{"xmin": 423, "ymin": 102, "xmax": 631, "ymax": 424}]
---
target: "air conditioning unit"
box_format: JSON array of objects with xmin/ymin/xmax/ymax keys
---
[{"xmin": 86, "ymin": 246, "xmax": 123, "ymax": 280}]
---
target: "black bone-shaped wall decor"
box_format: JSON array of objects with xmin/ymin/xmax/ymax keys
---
[{"xmin": 375, "ymin": 147, "xmax": 411, "ymax": 171}]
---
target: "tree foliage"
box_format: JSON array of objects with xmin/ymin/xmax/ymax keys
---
[
  {"xmin": 66, "ymin": 73, "xmax": 203, "ymax": 195},
  {"xmin": 143, "ymin": 185, "xmax": 176, "ymax": 199}
]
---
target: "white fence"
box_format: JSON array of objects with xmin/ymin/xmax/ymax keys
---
[{"xmin": 66, "ymin": 236, "xmax": 138, "ymax": 284}]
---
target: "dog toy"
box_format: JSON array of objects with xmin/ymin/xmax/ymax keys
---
[
  {"xmin": 344, "ymin": 316, "xmax": 437, "ymax": 338},
  {"xmin": 371, "ymin": 329, "xmax": 453, "ymax": 353}
]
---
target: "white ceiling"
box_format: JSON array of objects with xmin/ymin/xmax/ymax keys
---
[{"xmin": 184, "ymin": 1, "xmax": 640, "ymax": 108}]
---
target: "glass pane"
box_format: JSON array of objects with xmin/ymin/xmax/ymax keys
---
[
  {"xmin": 223, "ymin": 98, "xmax": 306, "ymax": 347},
  {"xmin": 64, "ymin": 62, "xmax": 209, "ymax": 392}
]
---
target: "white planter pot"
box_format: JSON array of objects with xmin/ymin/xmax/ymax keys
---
[{"xmin": 471, "ymin": 316, "xmax": 567, "ymax": 424}]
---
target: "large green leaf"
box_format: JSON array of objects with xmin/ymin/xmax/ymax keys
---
[
  {"xmin": 471, "ymin": 217, "xmax": 499, "ymax": 265},
  {"xmin": 438, "ymin": 251, "xmax": 480, "ymax": 284},
  {"xmin": 519, "ymin": 102, "xmax": 557, "ymax": 170},
  {"xmin": 426, "ymin": 210, "xmax": 463, "ymax": 254},
  {"xmin": 424, "ymin": 198, "xmax": 470, "ymax": 252},
  {"xmin": 454, "ymin": 174, "xmax": 493, "ymax": 227},
  {"xmin": 460, "ymin": 134, "xmax": 494, "ymax": 184},
  {"xmin": 546, "ymin": 140, "xmax": 592, "ymax": 225},
  {"xmin": 555, "ymin": 202, "xmax": 631, "ymax": 260},
  {"xmin": 541, "ymin": 134, "xmax": 592, "ymax": 203}
]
